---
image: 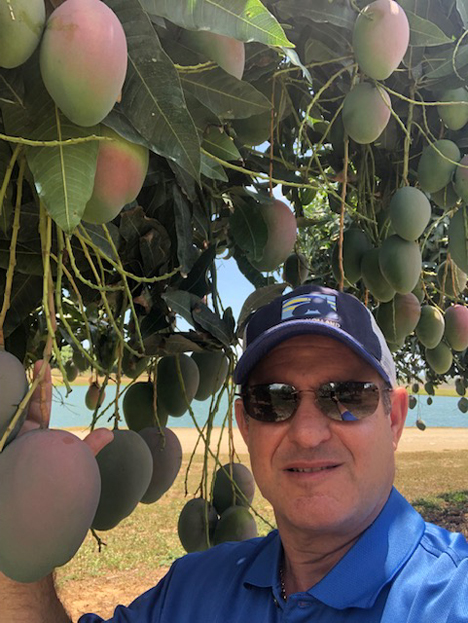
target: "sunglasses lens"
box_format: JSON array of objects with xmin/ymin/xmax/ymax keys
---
[
  {"xmin": 242, "ymin": 382, "xmax": 383, "ymax": 422},
  {"xmin": 243, "ymin": 383, "xmax": 297, "ymax": 422},
  {"xmin": 317, "ymin": 382, "xmax": 381, "ymax": 421}
]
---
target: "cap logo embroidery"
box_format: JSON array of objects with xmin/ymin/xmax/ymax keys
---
[{"xmin": 281, "ymin": 293, "xmax": 339, "ymax": 323}]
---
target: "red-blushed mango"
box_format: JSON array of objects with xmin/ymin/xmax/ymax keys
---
[
  {"xmin": 157, "ymin": 354, "xmax": 200, "ymax": 417},
  {"xmin": 82, "ymin": 127, "xmax": 149, "ymax": 224},
  {"xmin": 425, "ymin": 342, "xmax": 453, "ymax": 375},
  {"xmin": 250, "ymin": 200, "xmax": 297, "ymax": 272},
  {"xmin": 180, "ymin": 30, "xmax": 245, "ymax": 80},
  {"xmin": 213, "ymin": 506, "xmax": 258, "ymax": 545},
  {"xmin": 437, "ymin": 260, "xmax": 467, "ymax": 298},
  {"xmin": 376, "ymin": 293, "xmax": 421, "ymax": 343},
  {"xmin": 448, "ymin": 206, "xmax": 468, "ymax": 274},
  {"xmin": 191, "ymin": 351, "xmax": 229, "ymax": 401},
  {"xmin": 454, "ymin": 155, "xmax": 468, "ymax": 203},
  {"xmin": 85, "ymin": 382, "xmax": 105, "ymax": 410},
  {"xmin": 379, "ymin": 235, "xmax": 422, "ymax": 294},
  {"xmin": 352, "ymin": 0, "xmax": 410, "ymax": 80},
  {"xmin": 415, "ymin": 305, "xmax": 445, "ymax": 349},
  {"xmin": 444, "ymin": 305, "xmax": 468, "ymax": 351},
  {"xmin": 437, "ymin": 87, "xmax": 468, "ymax": 131},
  {"xmin": 389, "ymin": 186, "xmax": 431, "ymax": 241},
  {"xmin": 0, "ymin": 0, "xmax": 46, "ymax": 69},
  {"xmin": 212, "ymin": 463, "xmax": 255, "ymax": 515},
  {"xmin": 178, "ymin": 498, "xmax": 218, "ymax": 553},
  {"xmin": 361, "ymin": 248, "xmax": 395, "ymax": 302},
  {"xmin": 283, "ymin": 252, "xmax": 309, "ymax": 287},
  {"xmin": 92, "ymin": 429, "xmax": 153, "ymax": 531},
  {"xmin": 39, "ymin": 0, "xmax": 127, "ymax": 127},
  {"xmin": 342, "ymin": 83, "xmax": 391, "ymax": 144},
  {"xmin": 417, "ymin": 139, "xmax": 460, "ymax": 194},
  {"xmin": 139, "ymin": 427, "xmax": 182, "ymax": 504},
  {"xmin": 332, "ymin": 228, "xmax": 372, "ymax": 285},
  {"xmin": 431, "ymin": 183, "xmax": 459, "ymax": 210},
  {"xmin": 0, "ymin": 429, "xmax": 100, "ymax": 583},
  {"xmin": 123, "ymin": 382, "xmax": 168, "ymax": 432},
  {"xmin": 0, "ymin": 350, "xmax": 29, "ymax": 445}
]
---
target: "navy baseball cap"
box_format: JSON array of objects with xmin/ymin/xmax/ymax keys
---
[{"xmin": 234, "ymin": 285, "xmax": 396, "ymax": 387}]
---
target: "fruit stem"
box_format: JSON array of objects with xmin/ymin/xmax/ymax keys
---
[{"xmin": 0, "ymin": 143, "xmax": 21, "ymax": 219}]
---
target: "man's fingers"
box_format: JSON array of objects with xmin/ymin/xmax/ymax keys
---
[
  {"xmin": 83, "ymin": 429, "xmax": 114, "ymax": 456},
  {"xmin": 26, "ymin": 360, "xmax": 52, "ymax": 427}
]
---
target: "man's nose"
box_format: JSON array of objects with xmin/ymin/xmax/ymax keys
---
[{"xmin": 285, "ymin": 391, "xmax": 333, "ymax": 447}]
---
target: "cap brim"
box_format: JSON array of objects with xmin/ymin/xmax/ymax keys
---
[{"xmin": 233, "ymin": 320, "xmax": 393, "ymax": 387}]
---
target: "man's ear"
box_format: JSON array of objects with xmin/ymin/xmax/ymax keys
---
[
  {"xmin": 234, "ymin": 397, "xmax": 249, "ymax": 446},
  {"xmin": 390, "ymin": 386, "xmax": 408, "ymax": 451}
]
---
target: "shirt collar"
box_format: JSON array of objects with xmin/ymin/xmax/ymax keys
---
[{"xmin": 243, "ymin": 488, "xmax": 425, "ymax": 609}]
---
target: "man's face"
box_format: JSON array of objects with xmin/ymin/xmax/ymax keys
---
[{"xmin": 235, "ymin": 335, "xmax": 408, "ymax": 540}]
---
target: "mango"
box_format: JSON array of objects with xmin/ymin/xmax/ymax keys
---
[
  {"xmin": 82, "ymin": 126, "xmax": 149, "ymax": 224},
  {"xmin": 376, "ymin": 293, "xmax": 421, "ymax": 343},
  {"xmin": 157, "ymin": 354, "xmax": 200, "ymax": 417},
  {"xmin": 360, "ymin": 248, "xmax": 395, "ymax": 302},
  {"xmin": 191, "ymin": 351, "xmax": 229, "ymax": 401},
  {"xmin": 123, "ymin": 382, "xmax": 168, "ymax": 432},
  {"xmin": 444, "ymin": 305, "xmax": 468, "ymax": 351},
  {"xmin": 85, "ymin": 382, "xmax": 105, "ymax": 410},
  {"xmin": 212, "ymin": 463, "xmax": 256, "ymax": 515},
  {"xmin": 379, "ymin": 235, "xmax": 422, "ymax": 294},
  {"xmin": 180, "ymin": 30, "xmax": 245, "ymax": 80},
  {"xmin": 39, "ymin": 0, "xmax": 128, "ymax": 126},
  {"xmin": 417, "ymin": 139, "xmax": 460, "ymax": 194},
  {"xmin": 283, "ymin": 252, "xmax": 309, "ymax": 287},
  {"xmin": 437, "ymin": 87, "xmax": 468, "ymax": 131},
  {"xmin": 342, "ymin": 82, "xmax": 391, "ymax": 144},
  {"xmin": 426, "ymin": 342, "xmax": 453, "ymax": 375},
  {"xmin": 389, "ymin": 186, "xmax": 431, "ymax": 241},
  {"xmin": 178, "ymin": 498, "xmax": 218, "ymax": 553},
  {"xmin": 332, "ymin": 228, "xmax": 372, "ymax": 285},
  {"xmin": 352, "ymin": 0, "xmax": 410, "ymax": 80},
  {"xmin": 415, "ymin": 305, "xmax": 445, "ymax": 349},
  {"xmin": 250, "ymin": 200, "xmax": 297, "ymax": 272},
  {"xmin": 213, "ymin": 506, "xmax": 258, "ymax": 545},
  {"xmin": 0, "ymin": 350, "xmax": 29, "ymax": 445},
  {"xmin": 448, "ymin": 206, "xmax": 468, "ymax": 273},
  {"xmin": 0, "ymin": 430, "xmax": 100, "ymax": 583},
  {"xmin": 121, "ymin": 348, "xmax": 149, "ymax": 379},
  {"xmin": 454, "ymin": 155, "xmax": 468, "ymax": 203},
  {"xmin": 92, "ymin": 430, "xmax": 153, "ymax": 531},
  {"xmin": 0, "ymin": 0, "xmax": 45, "ymax": 69},
  {"xmin": 139, "ymin": 427, "xmax": 182, "ymax": 504}
]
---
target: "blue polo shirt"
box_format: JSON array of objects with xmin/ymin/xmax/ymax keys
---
[{"xmin": 79, "ymin": 488, "xmax": 468, "ymax": 622}]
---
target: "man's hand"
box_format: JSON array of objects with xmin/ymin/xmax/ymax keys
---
[{"xmin": 19, "ymin": 359, "xmax": 113, "ymax": 455}]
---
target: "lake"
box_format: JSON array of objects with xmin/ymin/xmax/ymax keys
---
[{"xmin": 48, "ymin": 385, "xmax": 468, "ymax": 430}]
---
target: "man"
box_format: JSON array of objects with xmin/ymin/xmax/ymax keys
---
[{"xmin": 2, "ymin": 284, "xmax": 468, "ymax": 622}]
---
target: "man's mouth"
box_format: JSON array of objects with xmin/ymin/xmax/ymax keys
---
[{"xmin": 287, "ymin": 465, "xmax": 338, "ymax": 473}]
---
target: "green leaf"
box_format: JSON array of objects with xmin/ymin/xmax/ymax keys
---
[
  {"xmin": 457, "ymin": 0, "xmax": 468, "ymax": 28},
  {"xmin": 172, "ymin": 184, "xmax": 198, "ymax": 275},
  {"xmin": 276, "ymin": 0, "xmax": 355, "ymax": 30},
  {"xmin": 237, "ymin": 283, "xmax": 287, "ymax": 334},
  {"xmin": 229, "ymin": 199, "xmax": 267, "ymax": 262},
  {"xmin": 162, "ymin": 290, "xmax": 197, "ymax": 327},
  {"xmin": 2, "ymin": 68, "xmax": 99, "ymax": 235},
  {"xmin": 179, "ymin": 245, "xmax": 217, "ymax": 298},
  {"xmin": 192, "ymin": 301, "xmax": 234, "ymax": 347},
  {"xmin": 201, "ymin": 153, "xmax": 228, "ymax": 181},
  {"xmin": 406, "ymin": 11, "xmax": 453, "ymax": 47},
  {"xmin": 0, "ymin": 272, "xmax": 43, "ymax": 338},
  {"xmin": 106, "ymin": 0, "xmax": 201, "ymax": 180},
  {"xmin": 202, "ymin": 128, "xmax": 241, "ymax": 161},
  {"xmin": 423, "ymin": 44, "xmax": 468, "ymax": 85},
  {"xmin": 180, "ymin": 67, "xmax": 271, "ymax": 120},
  {"xmin": 141, "ymin": 0, "xmax": 293, "ymax": 47}
]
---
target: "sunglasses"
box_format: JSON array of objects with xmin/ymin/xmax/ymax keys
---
[{"xmin": 238, "ymin": 381, "xmax": 391, "ymax": 423}]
